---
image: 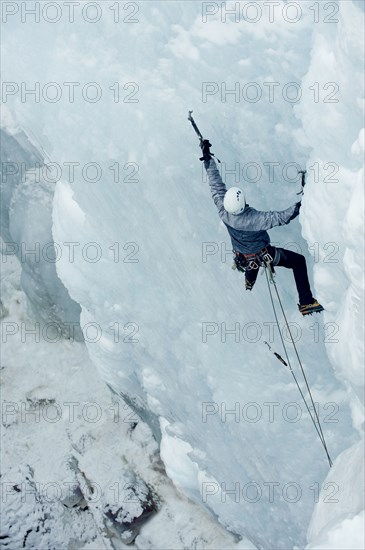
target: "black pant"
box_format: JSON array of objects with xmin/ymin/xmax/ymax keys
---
[{"xmin": 245, "ymin": 246, "xmax": 314, "ymax": 305}]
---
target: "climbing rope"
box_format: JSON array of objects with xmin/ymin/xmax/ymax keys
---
[
  {"xmin": 263, "ymin": 267, "xmax": 327, "ymax": 451},
  {"xmin": 264, "ymin": 264, "xmax": 333, "ymax": 468}
]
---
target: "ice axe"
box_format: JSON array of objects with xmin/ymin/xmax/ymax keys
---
[
  {"xmin": 297, "ymin": 169, "xmax": 307, "ymax": 195},
  {"xmin": 264, "ymin": 341, "xmax": 288, "ymax": 367},
  {"xmin": 188, "ymin": 111, "xmax": 220, "ymax": 163},
  {"xmin": 188, "ymin": 110, "xmax": 204, "ymax": 141}
]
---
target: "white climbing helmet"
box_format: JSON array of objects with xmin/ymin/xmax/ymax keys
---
[{"xmin": 223, "ymin": 187, "xmax": 246, "ymax": 215}]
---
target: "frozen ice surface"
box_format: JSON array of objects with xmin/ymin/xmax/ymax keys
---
[{"xmin": 1, "ymin": 1, "xmax": 364, "ymax": 548}]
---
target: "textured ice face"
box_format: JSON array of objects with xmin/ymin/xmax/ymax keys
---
[
  {"xmin": 1, "ymin": 1, "xmax": 363, "ymax": 548},
  {"xmin": 1, "ymin": 129, "xmax": 83, "ymax": 339}
]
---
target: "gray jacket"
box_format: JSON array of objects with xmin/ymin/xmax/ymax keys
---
[{"xmin": 205, "ymin": 158, "xmax": 300, "ymax": 254}]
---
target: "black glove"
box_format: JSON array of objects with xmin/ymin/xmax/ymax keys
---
[
  {"xmin": 290, "ymin": 202, "xmax": 302, "ymax": 220},
  {"xmin": 299, "ymin": 170, "xmax": 307, "ymax": 187},
  {"xmin": 287, "ymin": 201, "xmax": 301, "ymax": 223},
  {"xmin": 293, "ymin": 201, "xmax": 301, "ymax": 216},
  {"xmin": 199, "ymin": 139, "xmax": 212, "ymax": 161}
]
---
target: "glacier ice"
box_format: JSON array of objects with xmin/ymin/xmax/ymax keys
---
[
  {"xmin": 1, "ymin": 127, "xmax": 83, "ymax": 339},
  {"xmin": 1, "ymin": 1, "xmax": 364, "ymax": 548}
]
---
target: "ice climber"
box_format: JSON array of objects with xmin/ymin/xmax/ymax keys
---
[{"xmin": 199, "ymin": 139, "xmax": 324, "ymax": 316}]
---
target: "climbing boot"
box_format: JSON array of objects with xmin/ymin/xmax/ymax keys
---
[{"xmin": 298, "ymin": 300, "xmax": 324, "ymax": 316}]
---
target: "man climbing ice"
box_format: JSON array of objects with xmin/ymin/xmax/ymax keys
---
[{"xmin": 200, "ymin": 139, "xmax": 324, "ymax": 316}]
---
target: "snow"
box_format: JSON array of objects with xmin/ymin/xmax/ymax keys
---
[
  {"xmin": 1, "ymin": 1, "xmax": 364, "ymax": 548},
  {"xmin": 297, "ymin": 1, "xmax": 365, "ymax": 406},
  {"xmin": 1, "ymin": 256, "xmax": 243, "ymax": 549},
  {"xmin": 307, "ymin": 438, "xmax": 365, "ymax": 549}
]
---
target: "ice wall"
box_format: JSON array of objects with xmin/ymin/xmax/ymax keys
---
[
  {"xmin": 296, "ymin": 0, "xmax": 364, "ymax": 404},
  {"xmin": 1, "ymin": 1, "xmax": 363, "ymax": 548},
  {"xmin": 295, "ymin": 3, "xmax": 365, "ymax": 548},
  {"xmin": 0, "ymin": 126, "xmax": 82, "ymax": 338}
]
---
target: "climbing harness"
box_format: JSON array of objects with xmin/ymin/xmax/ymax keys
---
[{"xmin": 233, "ymin": 248, "xmax": 275, "ymax": 290}]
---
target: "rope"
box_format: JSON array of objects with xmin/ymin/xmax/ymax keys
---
[
  {"xmin": 264, "ymin": 268, "xmax": 325, "ymax": 445},
  {"xmin": 264, "ymin": 264, "xmax": 333, "ymax": 468},
  {"xmin": 264, "ymin": 268, "xmax": 327, "ymax": 449}
]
